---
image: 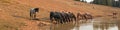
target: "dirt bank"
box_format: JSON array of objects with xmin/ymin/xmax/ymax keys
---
[{"xmin": 0, "ymin": 0, "xmax": 120, "ymax": 30}]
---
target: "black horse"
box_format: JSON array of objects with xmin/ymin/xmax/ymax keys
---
[
  {"xmin": 30, "ymin": 8, "xmax": 39, "ymax": 20},
  {"xmin": 60, "ymin": 12, "xmax": 70, "ymax": 23},
  {"xmin": 50, "ymin": 11, "xmax": 63, "ymax": 24},
  {"xmin": 68, "ymin": 12, "xmax": 76, "ymax": 22}
]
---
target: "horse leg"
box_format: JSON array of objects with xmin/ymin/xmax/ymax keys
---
[
  {"xmin": 30, "ymin": 13, "xmax": 33, "ymax": 20},
  {"xmin": 77, "ymin": 15, "xmax": 80, "ymax": 20},
  {"xmin": 32, "ymin": 14, "xmax": 34, "ymax": 20},
  {"xmin": 50, "ymin": 16, "xmax": 53, "ymax": 22},
  {"xmin": 73, "ymin": 17, "xmax": 76, "ymax": 22},
  {"xmin": 65, "ymin": 16, "xmax": 68, "ymax": 23},
  {"xmin": 54, "ymin": 18, "xmax": 59, "ymax": 24},
  {"xmin": 67, "ymin": 17, "xmax": 70, "ymax": 22},
  {"xmin": 34, "ymin": 14, "xmax": 36, "ymax": 19},
  {"xmin": 58, "ymin": 18, "xmax": 62, "ymax": 24},
  {"xmin": 90, "ymin": 15, "xmax": 93, "ymax": 20},
  {"xmin": 81, "ymin": 16, "xmax": 84, "ymax": 20},
  {"xmin": 84, "ymin": 15, "xmax": 88, "ymax": 21},
  {"xmin": 32, "ymin": 14, "xmax": 34, "ymax": 19},
  {"xmin": 60, "ymin": 20, "xmax": 63, "ymax": 24}
]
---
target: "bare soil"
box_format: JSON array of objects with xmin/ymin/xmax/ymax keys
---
[{"xmin": 0, "ymin": 0, "xmax": 120, "ymax": 30}]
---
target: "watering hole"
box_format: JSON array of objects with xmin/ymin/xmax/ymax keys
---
[{"xmin": 39, "ymin": 16, "xmax": 120, "ymax": 30}]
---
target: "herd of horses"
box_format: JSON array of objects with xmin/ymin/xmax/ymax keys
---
[
  {"xmin": 50, "ymin": 11, "xmax": 93, "ymax": 24},
  {"xmin": 30, "ymin": 8, "xmax": 118, "ymax": 24},
  {"xmin": 30, "ymin": 8, "xmax": 93, "ymax": 24}
]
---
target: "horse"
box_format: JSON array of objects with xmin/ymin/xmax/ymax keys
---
[
  {"xmin": 30, "ymin": 8, "xmax": 39, "ymax": 20},
  {"xmin": 60, "ymin": 11, "xmax": 76, "ymax": 22},
  {"xmin": 84, "ymin": 13, "xmax": 93, "ymax": 19},
  {"xmin": 77, "ymin": 12, "xmax": 84, "ymax": 20},
  {"xmin": 68, "ymin": 12, "xmax": 76, "ymax": 22},
  {"xmin": 112, "ymin": 12, "xmax": 117, "ymax": 18},
  {"xmin": 77, "ymin": 12, "xmax": 93, "ymax": 20},
  {"xmin": 60, "ymin": 12, "xmax": 68, "ymax": 23},
  {"xmin": 50, "ymin": 11, "xmax": 63, "ymax": 24}
]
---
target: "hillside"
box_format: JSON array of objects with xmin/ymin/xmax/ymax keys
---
[{"xmin": 0, "ymin": 0, "xmax": 120, "ymax": 30}]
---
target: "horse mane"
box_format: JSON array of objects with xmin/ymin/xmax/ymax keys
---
[{"xmin": 34, "ymin": 8, "xmax": 39, "ymax": 12}]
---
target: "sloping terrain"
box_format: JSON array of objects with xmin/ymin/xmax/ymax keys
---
[{"xmin": 0, "ymin": 0, "xmax": 120, "ymax": 30}]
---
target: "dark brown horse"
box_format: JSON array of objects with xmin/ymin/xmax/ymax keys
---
[
  {"xmin": 112, "ymin": 12, "xmax": 117, "ymax": 18},
  {"xmin": 77, "ymin": 12, "xmax": 85, "ymax": 20},
  {"xmin": 68, "ymin": 12, "xmax": 76, "ymax": 22}
]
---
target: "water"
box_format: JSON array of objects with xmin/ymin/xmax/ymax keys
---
[{"xmin": 49, "ymin": 17, "xmax": 120, "ymax": 30}]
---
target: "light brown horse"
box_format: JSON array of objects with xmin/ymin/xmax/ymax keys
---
[
  {"xmin": 112, "ymin": 12, "xmax": 117, "ymax": 18},
  {"xmin": 77, "ymin": 12, "xmax": 93, "ymax": 20}
]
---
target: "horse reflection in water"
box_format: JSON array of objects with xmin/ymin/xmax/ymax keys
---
[
  {"xmin": 49, "ymin": 20, "xmax": 92, "ymax": 30},
  {"xmin": 49, "ymin": 22, "xmax": 76, "ymax": 30},
  {"xmin": 48, "ymin": 17, "xmax": 120, "ymax": 30}
]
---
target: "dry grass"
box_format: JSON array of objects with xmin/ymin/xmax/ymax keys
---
[{"xmin": 0, "ymin": 0, "xmax": 120, "ymax": 30}]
